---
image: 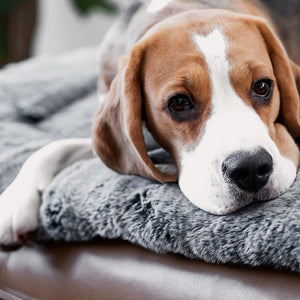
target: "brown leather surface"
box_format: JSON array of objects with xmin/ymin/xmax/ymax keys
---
[{"xmin": 0, "ymin": 240, "xmax": 299, "ymax": 300}]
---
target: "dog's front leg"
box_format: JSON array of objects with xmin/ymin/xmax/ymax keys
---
[{"xmin": 0, "ymin": 138, "xmax": 94, "ymax": 249}]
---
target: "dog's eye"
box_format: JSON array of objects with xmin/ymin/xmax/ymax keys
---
[
  {"xmin": 168, "ymin": 94, "xmax": 194, "ymax": 113},
  {"xmin": 252, "ymin": 79, "xmax": 273, "ymax": 98}
]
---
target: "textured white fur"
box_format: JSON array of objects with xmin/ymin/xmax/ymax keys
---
[
  {"xmin": 147, "ymin": 0, "xmax": 172, "ymax": 13},
  {"xmin": 178, "ymin": 29, "xmax": 296, "ymax": 215},
  {"xmin": 0, "ymin": 139, "xmax": 94, "ymax": 245}
]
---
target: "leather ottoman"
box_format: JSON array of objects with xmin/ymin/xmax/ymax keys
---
[{"xmin": 0, "ymin": 240, "xmax": 299, "ymax": 300}]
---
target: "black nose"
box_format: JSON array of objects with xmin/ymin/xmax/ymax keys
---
[{"xmin": 222, "ymin": 149, "xmax": 273, "ymax": 193}]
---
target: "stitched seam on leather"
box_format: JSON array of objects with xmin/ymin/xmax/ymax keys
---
[
  {"xmin": 0, "ymin": 284, "xmax": 37, "ymax": 300},
  {"xmin": 0, "ymin": 254, "xmax": 36, "ymax": 300}
]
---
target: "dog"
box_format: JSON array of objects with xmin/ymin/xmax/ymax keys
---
[{"xmin": 0, "ymin": 0, "xmax": 300, "ymax": 249}]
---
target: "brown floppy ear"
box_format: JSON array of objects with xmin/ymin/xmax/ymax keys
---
[
  {"xmin": 255, "ymin": 19, "xmax": 300, "ymax": 138},
  {"xmin": 92, "ymin": 45, "xmax": 177, "ymax": 182},
  {"xmin": 290, "ymin": 59, "xmax": 300, "ymax": 96}
]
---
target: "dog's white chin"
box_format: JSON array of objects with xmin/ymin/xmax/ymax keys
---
[
  {"xmin": 179, "ymin": 155, "xmax": 297, "ymax": 216},
  {"xmin": 178, "ymin": 177, "xmax": 250, "ymax": 215}
]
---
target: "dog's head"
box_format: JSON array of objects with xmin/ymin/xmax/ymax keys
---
[{"xmin": 93, "ymin": 10, "xmax": 300, "ymax": 215}]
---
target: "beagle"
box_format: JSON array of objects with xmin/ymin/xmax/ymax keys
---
[{"xmin": 1, "ymin": 0, "xmax": 300, "ymax": 248}]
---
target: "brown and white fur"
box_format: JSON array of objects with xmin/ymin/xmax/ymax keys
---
[{"xmin": 1, "ymin": 0, "xmax": 300, "ymax": 248}]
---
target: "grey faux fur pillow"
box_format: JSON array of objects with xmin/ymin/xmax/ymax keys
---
[{"xmin": 38, "ymin": 149, "xmax": 300, "ymax": 273}]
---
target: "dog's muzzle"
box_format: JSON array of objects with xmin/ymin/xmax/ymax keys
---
[{"xmin": 222, "ymin": 148, "xmax": 273, "ymax": 193}]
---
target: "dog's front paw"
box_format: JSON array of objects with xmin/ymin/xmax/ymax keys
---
[{"xmin": 0, "ymin": 182, "xmax": 41, "ymax": 250}]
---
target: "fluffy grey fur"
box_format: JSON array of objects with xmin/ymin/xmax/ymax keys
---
[
  {"xmin": 38, "ymin": 154, "xmax": 300, "ymax": 272},
  {"xmin": 0, "ymin": 49, "xmax": 299, "ymax": 272}
]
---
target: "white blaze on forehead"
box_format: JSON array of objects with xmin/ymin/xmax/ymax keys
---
[
  {"xmin": 176, "ymin": 28, "xmax": 296, "ymax": 215},
  {"xmin": 193, "ymin": 28, "xmax": 233, "ymax": 109},
  {"xmin": 147, "ymin": 0, "xmax": 172, "ymax": 13},
  {"xmin": 193, "ymin": 28, "xmax": 228, "ymax": 71}
]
